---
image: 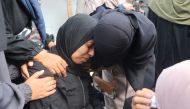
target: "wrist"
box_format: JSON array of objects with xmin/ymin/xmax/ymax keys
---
[
  {"xmin": 33, "ymin": 49, "xmax": 47, "ymax": 61},
  {"xmin": 28, "ymin": 45, "xmax": 43, "ymax": 60}
]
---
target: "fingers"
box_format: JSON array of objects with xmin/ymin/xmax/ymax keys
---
[
  {"xmin": 136, "ymin": 89, "xmax": 153, "ymax": 99},
  {"xmin": 31, "ymin": 70, "xmax": 44, "ymax": 79},
  {"xmin": 132, "ymin": 89, "xmax": 154, "ymax": 109},
  {"xmin": 134, "ymin": 104, "xmax": 151, "ymax": 109},
  {"xmin": 50, "ymin": 60, "xmax": 67, "ymax": 77},
  {"xmin": 21, "ymin": 64, "xmax": 30, "ymax": 79},
  {"xmin": 44, "ymin": 89, "xmax": 56, "ymax": 97},
  {"xmin": 132, "ymin": 94, "xmax": 151, "ymax": 105},
  {"xmin": 46, "ymin": 81, "xmax": 56, "ymax": 92},
  {"xmin": 57, "ymin": 63, "xmax": 67, "ymax": 77}
]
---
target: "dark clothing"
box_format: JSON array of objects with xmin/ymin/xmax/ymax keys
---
[
  {"xmin": 91, "ymin": 8, "xmax": 156, "ymax": 109},
  {"xmin": 1, "ymin": 0, "xmax": 42, "ymax": 62},
  {"xmin": 148, "ymin": 9, "xmax": 190, "ymax": 79},
  {"xmin": 19, "ymin": 0, "xmax": 46, "ymax": 44},
  {"xmin": 1, "ymin": 0, "xmax": 31, "ymax": 35},
  {"xmin": 0, "ymin": 0, "xmax": 7, "ymax": 51},
  {"xmin": 26, "ymin": 14, "xmax": 98, "ymax": 109},
  {"xmin": 92, "ymin": 9, "xmax": 156, "ymax": 91},
  {"xmin": 26, "ymin": 62, "xmax": 93, "ymax": 109},
  {"xmin": 6, "ymin": 36, "xmax": 42, "ymax": 62}
]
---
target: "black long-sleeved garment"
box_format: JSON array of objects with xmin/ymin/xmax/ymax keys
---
[{"xmin": 1, "ymin": 0, "xmax": 42, "ymax": 62}]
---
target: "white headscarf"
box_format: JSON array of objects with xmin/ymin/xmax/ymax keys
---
[{"xmin": 155, "ymin": 60, "xmax": 190, "ymax": 109}]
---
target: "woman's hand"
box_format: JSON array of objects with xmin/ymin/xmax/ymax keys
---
[
  {"xmin": 25, "ymin": 70, "xmax": 56, "ymax": 100},
  {"xmin": 132, "ymin": 88, "xmax": 155, "ymax": 109}
]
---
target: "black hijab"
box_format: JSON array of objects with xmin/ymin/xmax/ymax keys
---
[
  {"xmin": 55, "ymin": 14, "xmax": 97, "ymax": 70},
  {"xmin": 92, "ymin": 10, "xmax": 156, "ymax": 91},
  {"xmin": 92, "ymin": 11, "xmax": 135, "ymax": 67}
]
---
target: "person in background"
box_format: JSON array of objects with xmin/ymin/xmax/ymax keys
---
[
  {"xmin": 148, "ymin": 0, "xmax": 190, "ymax": 81},
  {"xmin": 132, "ymin": 60, "xmax": 190, "ymax": 109}
]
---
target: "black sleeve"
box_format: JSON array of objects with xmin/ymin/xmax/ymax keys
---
[{"xmin": 5, "ymin": 35, "xmax": 42, "ymax": 62}]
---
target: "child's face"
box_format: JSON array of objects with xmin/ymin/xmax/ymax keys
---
[{"xmin": 71, "ymin": 40, "xmax": 95, "ymax": 64}]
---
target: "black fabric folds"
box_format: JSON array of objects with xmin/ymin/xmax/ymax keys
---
[{"xmin": 91, "ymin": 10, "xmax": 157, "ymax": 91}]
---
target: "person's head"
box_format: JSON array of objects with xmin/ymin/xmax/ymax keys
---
[
  {"xmin": 91, "ymin": 11, "xmax": 135, "ymax": 68},
  {"xmin": 56, "ymin": 14, "xmax": 97, "ymax": 67},
  {"xmin": 155, "ymin": 60, "xmax": 190, "ymax": 109}
]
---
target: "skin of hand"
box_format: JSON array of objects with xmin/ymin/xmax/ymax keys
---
[
  {"xmin": 21, "ymin": 61, "xmax": 34, "ymax": 80},
  {"xmin": 25, "ymin": 70, "xmax": 56, "ymax": 100},
  {"xmin": 33, "ymin": 50, "xmax": 68, "ymax": 77},
  {"xmin": 132, "ymin": 88, "xmax": 155, "ymax": 109}
]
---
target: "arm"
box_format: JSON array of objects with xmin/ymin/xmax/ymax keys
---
[
  {"xmin": 0, "ymin": 82, "xmax": 25, "ymax": 109},
  {"xmin": 6, "ymin": 36, "xmax": 67, "ymax": 77},
  {"xmin": 5, "ymin": 36, "xmax": 43, "ymax": 62},
  {"xmin": 0, "ymin": 72, "xmax": 56, "ymax": 109}
]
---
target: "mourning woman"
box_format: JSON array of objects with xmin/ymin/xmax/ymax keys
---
[{"xmin": 25, "ymin": 14, "xmax": 97, "ymax": 109}]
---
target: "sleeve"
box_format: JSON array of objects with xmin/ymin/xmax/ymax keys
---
[
  {"xmin": 5, "ymin": 35, "xmax": 43, "ymax": 62},
  {"xmin": 0, "ymin": 82, "xmax": 25, "ymax": 109},
  {"xmin": 123, "ymin": 12, "xmax": 157, "ymax": 91},
  {"xmin": 18, "ymin": 83, "xmax": 32, "ymax": 103}
]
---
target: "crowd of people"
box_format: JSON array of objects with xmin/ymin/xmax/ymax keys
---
[{"xmin": 0, "ymin": 0, "xmax": 190, "ymax": 109}]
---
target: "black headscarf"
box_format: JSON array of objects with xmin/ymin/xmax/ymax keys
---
[
  {"xmin": 55, "ymin": 14, "xmax": 97, "ymax": 70},
  {"xmin": 92, "ymin": 11, "xmax": 135, "ymax": 67},
  {"xmin": 92, "ymin": 10, "xmax": 156, "ymax": 91}
]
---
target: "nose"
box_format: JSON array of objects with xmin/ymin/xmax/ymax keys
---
[{"xmin": 88, "ymin": 48, "xmax": 94, "ymax": 57}]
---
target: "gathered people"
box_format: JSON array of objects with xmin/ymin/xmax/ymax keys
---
[{"xmin": 132, "ymin": 60, "xmax": 190, "ymax": 109}]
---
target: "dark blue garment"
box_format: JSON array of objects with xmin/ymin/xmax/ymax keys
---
[{"xmin": 20, "ymin": 0, "xmax": 46, "ymax": 44}]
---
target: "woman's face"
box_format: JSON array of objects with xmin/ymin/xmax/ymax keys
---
[{"xmin": 71, "ymin": 40, "xmax": 95, "ymax": 64}]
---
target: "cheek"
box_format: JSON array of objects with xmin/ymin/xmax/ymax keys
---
[
  {"xmin": 71, "ymin": 52, "xmax": 85, "ymax": 64},
  {"xmin": 78, "ymin": 48, "xmax": 89, "ymax": 56}
]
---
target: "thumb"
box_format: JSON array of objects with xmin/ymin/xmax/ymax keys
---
[{"xmin": 31, "ymin": 70, "xmax": 44, "ymax": 79}]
